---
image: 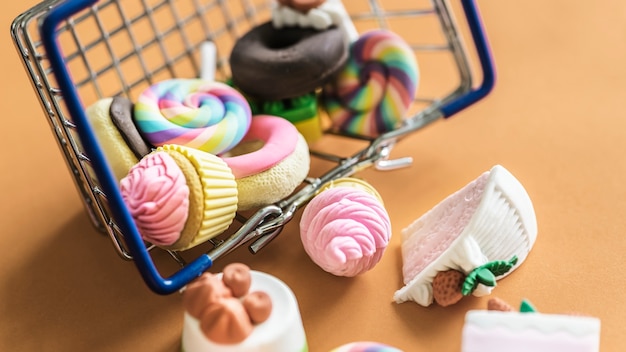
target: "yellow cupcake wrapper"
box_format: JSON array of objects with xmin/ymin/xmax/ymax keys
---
[
  {"xmin": 158, "ymin": 144, "xmax": 238, "ymax": 250},
  {"xmin": 318, "ymin": 177, "xmax": 384, "ymax": 204}
]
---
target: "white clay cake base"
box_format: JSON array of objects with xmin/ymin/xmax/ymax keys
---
[{"xmin": 462, "ymin": 310, "xmax": 601, "ymax": 352}]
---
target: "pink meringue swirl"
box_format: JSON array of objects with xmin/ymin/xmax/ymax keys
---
[
  {"xmin": 120, "ymin": 151, "xmax": 190, "ymax": 246},
  {"xmin": 300, "ymin": 187, "xmax": 391, "ymax": 276}
]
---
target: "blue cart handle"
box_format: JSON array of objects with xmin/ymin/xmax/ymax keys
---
[
  {"xmin": 41, "ymin": 0, "xmax": 212, "ymax": 295},
  {"xmin": 40, "ymin": 0, "xmax": 496, "ymax": 294},
  {"xmin": 440, "ymin": 0, "xmax": 496, "ymax": 118}
]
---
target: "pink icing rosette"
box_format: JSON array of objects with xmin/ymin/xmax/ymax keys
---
[
  {"xmin": 300, "ymin": 187, "xmax": 391, "ymax": 277},
  {"xmin": 120, "ymin": 151, "xmax": 190, "ymax": 246}
]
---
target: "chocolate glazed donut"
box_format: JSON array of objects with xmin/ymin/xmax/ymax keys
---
[{"xmin": 229, "ymin": 22, "xmax": 348, "ymax": 101}]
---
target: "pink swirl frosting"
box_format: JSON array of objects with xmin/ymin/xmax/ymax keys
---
[
  {"xmin": 300, "ymin": 187, "xmax": 392, "ymax": 277},
  {"xmin": 120, "ymin": 151, "xmax": 190, "ymax": 246}
]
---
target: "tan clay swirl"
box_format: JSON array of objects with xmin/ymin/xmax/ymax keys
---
[
  {"xmin": 222, "ymin": 263, "xmax": 252, "ymax": 298},
  {"xmin": 182, "ymin": 264, "xmax": 275, "ymax": 344},
  {"xmin": 199, "ymin": 297, "xmax": 254, "ymax": 344},
  {"xmin": 242, "ymin": 291, "xmax": 273, "ymax": 324},
  {"xmin": 182, "ymin": 273, "xmax": 233, "ymax": 319}
]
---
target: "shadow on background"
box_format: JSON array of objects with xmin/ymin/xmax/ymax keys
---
[{"xmin": 1, "ymin": 211, "xmax": 183, "ymax": 352}]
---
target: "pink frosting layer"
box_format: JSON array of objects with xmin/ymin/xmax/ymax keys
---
[
  {"xmin": 221, "ymin": 115, "xmax": 299, "ymax": 178},
  {"xmin": 401, "ymin": 171, "xmax": 489, "ymax": 284},
  {"xmin": 462, "ymin": 325, "xmax": 599, "ymax": 352},
  {"xmin": 120, "ymin": 151, "xmax": 190, "ymax": 246},
  {"xmin": 300, "ymin": 187, "xmax": 391, "ymax": 277}
]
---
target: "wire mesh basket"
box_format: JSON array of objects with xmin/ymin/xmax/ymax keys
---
[{"xmin": 11, "ymin": 0, "xmax": 494, "ymax": 294}]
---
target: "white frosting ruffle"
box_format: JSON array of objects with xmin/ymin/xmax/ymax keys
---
[{"xmin": 465, "ymin": 311, "xmax": 601, "ymax": 335}]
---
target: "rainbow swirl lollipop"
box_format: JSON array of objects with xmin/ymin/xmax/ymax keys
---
[
  {"xmin": 322, "ymin": 29, "xmax": 419, "ymax": 137},
  {"xmin": 134, "ymin": 79, "xmax": 251, "ymax": 154}
]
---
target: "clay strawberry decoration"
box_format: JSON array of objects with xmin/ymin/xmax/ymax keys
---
[
  {"xmin": 432, "ymin": 269, "xmax": 466, "ymax": 307},
  {"xmin": 487, "ymin": 297, "xmax": 538, "ymax": 313},
  {"xmin": 487, "ymin": 297, "xmax": 515, "ymax": 311},
  {"xmin": 461, "ymin": 256, "xmax": 519, "ymax": 296}
]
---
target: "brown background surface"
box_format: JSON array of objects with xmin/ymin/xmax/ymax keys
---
[{"xmin": 2, "ymin": 0, "xmax": 626, "ymax": 351}]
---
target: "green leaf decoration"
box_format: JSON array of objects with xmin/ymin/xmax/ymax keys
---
[
  {"xmin": 476, "ymin": 268, "xmax": 497, "ymax": 287},
  {"xmin": 487, "ymin": 255, "xmax": 519, "ymax": 277},
  {"xmin": 461, "ymin": 255, "xmax": 519, "ymax": 296},
  {"xmin": 519, "ymin": 299, "xmax": 538, "ymax": 313},
  {"xmin": 461, "ymin": 272, "xmax": 481, "ymax": 296}
]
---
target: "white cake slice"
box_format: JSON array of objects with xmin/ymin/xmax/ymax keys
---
[{"xmin": 394, "ymin": 165, "xmax": 538, "ymax": 306}]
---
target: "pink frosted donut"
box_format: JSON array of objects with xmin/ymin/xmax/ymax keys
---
[
  {"xmin": 134, "ymin": 79, "xmax": 251, "ymax": 155},
  {"xmin": 222, "ymin": 115, "xmax": 297, "ymax": 178},
  {"xmin": 221, "ymin": 115, "xmax": 310, "ymax": 210}
]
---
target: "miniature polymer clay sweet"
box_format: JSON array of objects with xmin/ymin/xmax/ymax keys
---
[
  {"xmin": 181, "ymin": 264, "xmax": 308, "ymax": 351},
  {"xmin": 394, "ymin": 165, "xmax": 538, "ymax": 307},
  {"xmin": 300, "ymin": 177, "xmax": 391, "ymax": 277},
  {"xmin": 462, "ymin": 298, "xmax": 601, "ymax": 352}
]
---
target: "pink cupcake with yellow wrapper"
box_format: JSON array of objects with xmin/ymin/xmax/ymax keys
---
[
  {"xmin": 120, "ymin": 144, "xmax": 238, "ymax": 251},
  {"xmin": 322, "ymin": 29, "xmax": 419, "ymax": 137},
  {"xmin": 300, "ymin": 177, "xmax": 391, "ymax": 277},
  {"xmin": 222, "ymin": 115, "xmax": 310, "ymax": 211},
  {"xmin": 133, "ymin": 79, "xmax": 252, "ymax": 155}
]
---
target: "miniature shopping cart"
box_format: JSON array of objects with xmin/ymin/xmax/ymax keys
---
[{"xmin": 11, "ymin": 0, "xmax": 495, "ymax": 294}]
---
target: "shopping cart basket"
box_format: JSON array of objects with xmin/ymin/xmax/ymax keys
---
[{"xmin": 11, "ymin": 0, "xmax": 495, "ymax": 294}]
